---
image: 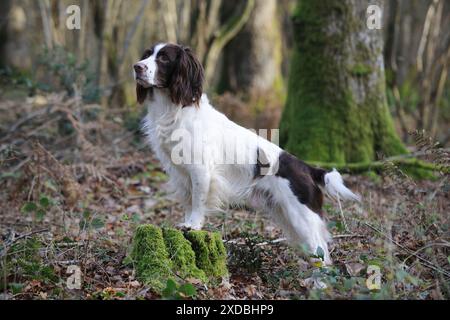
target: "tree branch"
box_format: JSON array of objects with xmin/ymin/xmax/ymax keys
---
[
  {"xmin": 308, "ymin": 157, "xmax": 448, "ymax": 174},
  {"xmin": 203, "ymin": 0, "xmax": 255, "ymax": 86}
]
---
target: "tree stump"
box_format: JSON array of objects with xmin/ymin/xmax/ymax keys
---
[{"xmin": 131, "ymin": 224, "xmax": 228, "ymax": 291}]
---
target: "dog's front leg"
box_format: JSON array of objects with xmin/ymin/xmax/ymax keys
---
[{"xmin": 182, "ymin": 166, "xmax": 210, "ymax": 230}]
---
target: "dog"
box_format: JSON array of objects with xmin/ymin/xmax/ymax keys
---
[{"xmin": 133, "ymin": 43, "xmax": 360, "ymax": 264}]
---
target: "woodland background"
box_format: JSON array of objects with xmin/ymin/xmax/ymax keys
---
[{"xmin": 0, "ymin": 0, "xmax": 449, "ymax": 300}]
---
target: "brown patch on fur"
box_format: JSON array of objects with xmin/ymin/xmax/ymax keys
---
[
  {"xmin": 275, "ymin": 152, "xmax": 326, "ymax": 216},
  {"xmin": 136, "ymin": 84, "xmax": 152, "ymax": 104}
]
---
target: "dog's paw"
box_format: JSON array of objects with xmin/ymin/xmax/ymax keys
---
[
  {"xmin": 177, "ymin": 220, "xmax": 203, "ymax": 231},
  {"xmin": 176, "ymin": 222, "xmax": 193, "ymax": 231},
  {"xmin": 188, "ymin": 222, "xmax": 202, "ymax": 230}
]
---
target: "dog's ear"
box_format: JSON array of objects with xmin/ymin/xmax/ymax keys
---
[
  {"xmin": 136, "ymin": 84, "xmax": 152, "ymax": 104},
  {"xmin": 169, "ymin": 46, "xmax": 204, "ymax": 107}
]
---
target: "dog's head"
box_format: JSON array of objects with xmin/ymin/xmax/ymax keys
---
[{"xmin": 133, "ymin": 43, "xmax": 204, "ymax": 106}]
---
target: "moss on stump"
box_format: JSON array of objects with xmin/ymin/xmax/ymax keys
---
[
  {"xmin": 185, "ymin": 230, "xmax": 228, "ymax": 279},
  {"xmin": 131, "ymin": 225, "xmax": 172, "ymax": 290},
  {"xmin": 131, "ymin": 225, "xmax": 227, "ymax": 290},
  {"xmin": 162, "ymin": 228, "xmax": 208, "ymax": 282}
]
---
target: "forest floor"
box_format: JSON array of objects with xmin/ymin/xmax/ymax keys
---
[{"xmin": 0, "ymin": 92, "xmax": 449, "ymax": 300}]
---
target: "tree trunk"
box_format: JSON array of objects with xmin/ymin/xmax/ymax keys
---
[
  {"xmin": 219, "ymin": 0, "xmax": 284, "ymax": 129},
  {"xmin": 0, "ymin": 0, "xmax": 11, "ymax": 67},
  {"xmin": 0, "ymin": 2, "xmax": 30, "ymax": 70},
  {"xmin": 280, "ymin": 0, "xmax": 407, "ymax": 164}
]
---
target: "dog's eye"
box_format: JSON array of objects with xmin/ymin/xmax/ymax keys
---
[
  {"xmin": 158, "ymin": 53, "xmax": 169, "ymax": 63},
  {"xmin": 141, "ymin": 49, "xmax": 153, "ymax": 60}
]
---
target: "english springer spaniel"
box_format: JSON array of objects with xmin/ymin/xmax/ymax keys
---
[{"xmin": 133, "ymin": 43, "xmax": 360, "ymax": 265}]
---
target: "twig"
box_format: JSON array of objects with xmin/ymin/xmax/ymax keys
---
[
  {"xmin": 56, "ymin": 260, "xmax": 80, "ymax": 265},
  {"xmin": 3, "ymin": 157, "xmax": 30, "ymax": 175},
  {"xmin": 255, "ymin": 238, "xmax": 287, "ymax": 247},
  {"xmin": 53, "ymin": 242, "xmax": 84, "ymax": 248},
  {"xmin": 224, "ymin": 237, "xmax": 286, "ymax": 247},
  {"xmin": 336, "ymin": 195, "xmax": 349, "ymax": 232},
  {"xmin": 402, "ymin": 241, "xmax": 450, "ymax": 265},
  {"xmin": 5, "ymin": 228, "xmax": 49, "ymax": 244},
  {"xmin": 7, "ymin": 108, "xmax": 49, "ymax": 133},
  {"xmin": 333, "ymin": 234, "xmax": 365, "ymax": 239},
  {"xmin": 0, "ymin": 228, "xmax": 49, "ymax": 258}
]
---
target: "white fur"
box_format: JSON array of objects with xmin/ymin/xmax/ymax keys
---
[{"xmin": 325, "ymin": 169, "xmax": 361, "ymax": 202}]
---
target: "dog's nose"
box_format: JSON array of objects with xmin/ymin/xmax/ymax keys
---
[{"xmin": 134, "ymin": 63, "xmax": 146, "ymax": 73}]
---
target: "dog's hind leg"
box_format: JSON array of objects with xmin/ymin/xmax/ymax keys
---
[
  {"xmin": 257, "ymin": 177, "xmax": 332, "ymax": 264},
  {"xmin": 282, "ymin": 202, "xmax": 331, "ymax": 265}
]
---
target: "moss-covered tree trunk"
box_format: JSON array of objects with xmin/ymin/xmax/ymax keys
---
[{"xmin": 280, "ymin": 0, "xmax": 407, "ymax": 164}]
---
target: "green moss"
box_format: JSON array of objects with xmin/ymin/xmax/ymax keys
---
[
  {"xmin": 363, "ymin": 170, "xmax": 382, "ymax": 183},
  {"xmin": 162, "ymin": 228, "xmax": 207, "ymax": 282},
  {"xmin": 131, "ymin": 225, "xmax": 172, "ymax": 290},
  {"xmin": 349, "ymin": 63, "xmax": 372, "ymax": 76},
  {"xmin": 186, "ymin": 230, "xmax": 228, "ymax": 278},
  {"xmin": 130, "ymin": 225, "xmax": 228, "ymax": 291},
  {"xmin": 400, "ymin": 163, "xmax": 439, "ymax": 180},
  {"xmin": 307, "ymin": 158, "xmax": 441, "ymax": 179}
]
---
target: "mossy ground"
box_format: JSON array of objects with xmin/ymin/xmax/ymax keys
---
[{"xmin": 131, "ymin": 225, "xmax": 227, "ymax": 291}]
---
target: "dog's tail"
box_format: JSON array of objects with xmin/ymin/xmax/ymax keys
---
[{"xmin": 312, "ymin": 167, "xmax": 361, "ymax": 202}]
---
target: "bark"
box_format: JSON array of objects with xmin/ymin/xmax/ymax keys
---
[{"xmin": 280, "ymin": 0, "xmax": 407, "ymax": 164}]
